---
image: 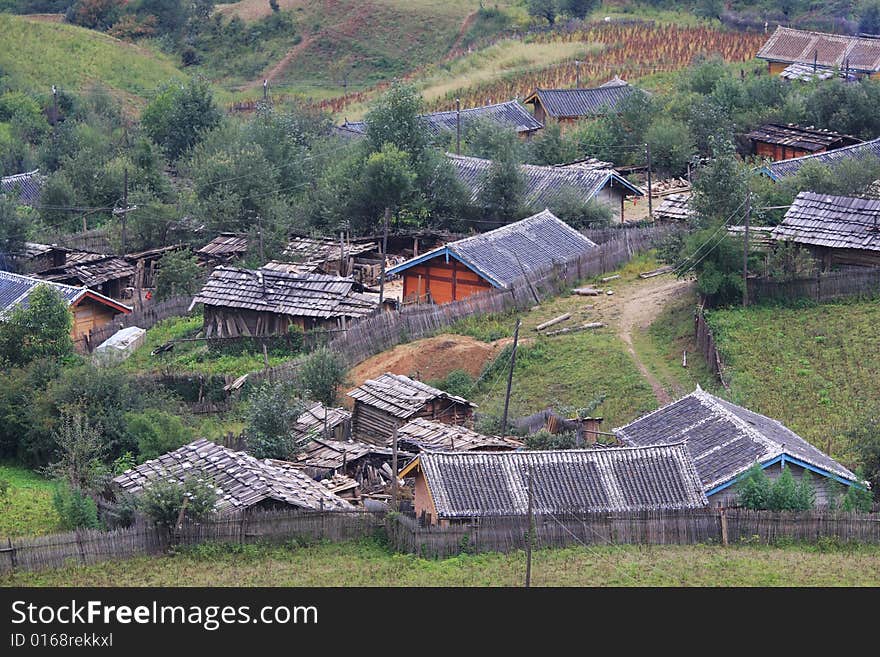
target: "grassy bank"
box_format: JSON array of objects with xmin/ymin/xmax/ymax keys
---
[{"xmin": 0, "ymin": 463, "xmax": 59, "ymax": 539}]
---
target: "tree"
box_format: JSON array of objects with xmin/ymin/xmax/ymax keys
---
[
  {"xmin": 362, "ymin": 142, "xmax": 416, "ymax": 228},
  {"xmin": 363, "ymin": 82, "xmax": 426, "ymax": 160},
  {"xmin": 528, "ymin": 0, "xmax": 557, "ymax": 25},
  {"xmin": 737, "ymin": 463, "xmax": 771, "ymax": 510},
  {"xmin": 125, "ymin": 409, "xmax": 193, "ymax": 462},
  {"xmin": 768, "ymin": 467, "xmax": 803, "ymax": 511},
  {"xmin": 154, "ymin": 249, "xmax": 203, "ymax": 300},
  {"xmin": 525, "ymin": 123, "xmax": 577, "ymax": 165},
  {"xmin": 847, "ymin": 410, "xmax": 880, "ymax": 501},
  {"xmin": 298, "ymin": 346, "xmax": 347, "ymax": 408},
  {"xmin": 677, "ymin": 226, "xmax": 751, "ymax": 306},
  {"xmin": 547, "ymin": 186, "xmax": 612, "ymax": 229},
  {"xmin": 44, "ymin": 407, "xmax": 107, "ymax": 492},
  {"xmin": 244, "ymin": 382, "xmax": 307, "ymax": 459},
  {"xmin": 645, "ymin": 117, "xmax": 694, "ymax": 177},
  {"xmin": 560, "ymin": 0, "xmax": 597, "ymax": 19},
  {"xmin": 860, "ymin": 0, "xmax": 880, "ymax": 34},
  {"xmin": 53, "ymin": 483, "xmax": 100, "ymax": 530},
  {"xmin": 65, "ymin": 0, "xmax": 124, "ymax": 30},
  {"xmin": 0, "ymin": 284, "xmax": 74, "ymax": 367},
  {"xmin": 136, "ymin": 0, "xmax": 186, "ymax": 35},
  {"xmin": 689, "ymin": 137, "xmax": 749, "ymax": 227},
  {"xmin": 477, "ymin": 134, "xmax": 526, "ymax": 222},
  {"xmin": 140, "ymin": 476, "xmax": 217, "ymax": 532},
  {"xmin": 142, "ymin": 78, "xmax": 221, "ymax": 161},
  {"xmin": 0, "ymin": 195, "xmax": 27, "ymax": 263}
]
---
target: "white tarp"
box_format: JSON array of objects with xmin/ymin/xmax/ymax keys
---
[{"xmin": 93, "ymin": 326, "xmax": 146, "ymax": 365}]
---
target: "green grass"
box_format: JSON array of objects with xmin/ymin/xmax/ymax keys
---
[
  {"xmin": 0, "ymin": 15, "xmax": 185, "ymax": 107},
  {"xmin": 5, "ymin": 538, "xmax": 880, "ymax": 586},
  {"xmin": 119, "ymin": 315, "xmax": 299, "ymax": 377},
  {"xmin": 0, "ymin": 463, "xmax": 59, "ymax": 539},
  {"xmin": 706, "ymin": 298, "xmax": 880, "ymax": 467}
]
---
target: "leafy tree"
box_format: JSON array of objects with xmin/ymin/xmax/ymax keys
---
[
  {"xmin": 125, "ymin": 409, "xmax": 193, "ymax": 462},
  {"xmin": 363, "ymin": 82, "xmax": 426, "ymax": 160},
  {"xmin": 689, "ymin": 138, "xmax": 749, "ymax": 227},
  {"xmin": 140, "ymin": 476, "xmax": 217, "ymax": 531},
  {"xmin": 136, "ymin": 0, "xmax": 186, "ymax": 34},
  {"xmin": 478, "ymin": 137, "xmax": 526, "ymax": 222},
  {"xmin": 767, "ymin": 242, "xmax": 817, "ymax": 282},
  {"xmin": 841, "ymin": 483, "xmax": 873, "ymax": 512},
  {"xmin": 645, "ymin": 117, "xmax": 694, "ymax": 177},
  {"xmin": 793, "ymin": 470, "xmax": 816, "ymax": 511},
  {"xmin": 528, "ymin": 0, "xmax": 557, "ymax": 25},
  {"xmin": 0, "ymin": 284, "xmax": 74, "ymax": 368},
  {"xmin": 142, "ymin": 78, "xmax": 221, "ymax": 161},
  {"xmin": 847, "ymin": 410, "xmax": 880, "ymax": 501},
  {"xmin": 362, "ymin": 142, "xmax": 416, "ymax": 229},
  {"xmin": 53, "ymin": 482, "xmax": 100, "ymax": 530},
  {"xmin": 525, "ymin": 123, "xmax": 578, "ymax": 165},
  {"xmin": 154, "ymin": 249, "xmax": 203, "ymax": 300},
  {"xmin": 693, "ymin": 0, "xmax": 723, "ymax": 20},
  {"xmin": 65, "ymin": 0, "xmax": 124, "ymax": 30},
  {"xmin": 298, "ymin": 346, "xmax": 347, "ymax": 408},
  {"xmin": 547, "ymin": 186, "xmax": 612, "ymax": 229},
  {"xmin": 737, "ymin": 463, "xmax": 771, "ymax": 510},
  {"xmin": 768, "ymin": 467, "xmax": 801, "ymax": 511},
  {"xmin": 559, "ymin": 0, "xmax": 597, "ymax": 19},
  {"xmin": 677, "ymin": 226, "xmax": 753, "ymax": 306},
  {"xmin": 244, "ymin": 382, "xmax": 307, "ymax": 459},
  {"xmin": 860, "ymin": 0, "xmax": 880, "ymax": 34},
  {"xmin": 44, "ymin": 408, "xmax": 107, "ymax": 492},
  {"xmin": 0, "ymin": 195, "xmax": 27, "ymax": 263}
]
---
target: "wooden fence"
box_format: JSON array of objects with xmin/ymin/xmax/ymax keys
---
[
  {"xmin": 747, "ymin": 267, "xmax": 880, "ymax": 305},
  {"xmin": 386, "ymin": 509, "xmax": 880, "ymax": 558},
  {"xmin": 77, "ymin": 295, "xmax": 194, "ymax": 353},
  {"xmin": 0, "ymin": 509, "xmax": 382, "ymax": 575},
  {"xmin": 694, "ymin": 306, "xmax": 729, "ymax": 389}
]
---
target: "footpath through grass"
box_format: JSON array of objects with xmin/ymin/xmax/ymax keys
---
[
  {"xmin": 0, "ymin": 463, "xmax": 59, "ymax": 539},
  {"xmin": 4, "ymin": 539, "xmax": 880, "ymax": 587}
]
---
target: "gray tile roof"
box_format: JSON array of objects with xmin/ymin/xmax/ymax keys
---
[
  {"xmin": 341, "ymin": 100, "xmax": 543, "ymax": 137},
  {"xmin": 763, "ymin": 137, "xmax": 880, "ymax": 180},
  {"xmin": 614, "ymin": 387, "xmax": 859, "ymax": 492},
  {"xmin": 189, "ymin": 266, "xmax": 379, "ymax": 320},
  {"xmin": 772, "ymin": 191, "xmax": 880, "ymax": 252},
  {"xmin": 1, "ymin": 169, "xmax": 43, "ymax": 206},
  {"xmin": 445, "ymin": 153, "xmax": 643, "ymax": 209},
  {"xmin": 409, "ymin": 444, "xmax": 708, "ymax": 518},
  {"xmin": 653, "ymin": 193, "xmax": 693, "ymax": 222},
  {"xmin": 347, "ymin": 372, "xmax": 475, "ymax": 419},
  {"xmin": 112, "ymin": 438, "xmax": 353, "ymax": 513},
  {"xmin": 746, "ymin": 123, "xmax": 861, "ymax": 152},
  {"xmin": 396, "ymin": 417, "xmax": 522, "ymax": 452},
  {"xmin": 779, "ymin": 62, "xmax": 854, "ymax": 81},
  {"xmin": 525, "ymin": 82, "xmax": 636, "ymax": 118},
  {"xmin": 757, "ymin": 26, "xmax": 880, "ymax": 74},
  {"xmin": 0, "ymin": 269, "xmax": 130, "ymax": 319},
  {"xmin": 387, "ymin": 209, "xmax": 597, "ymax": 289}
]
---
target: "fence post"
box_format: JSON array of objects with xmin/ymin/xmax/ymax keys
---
[
  {"xmin": 6, "ymin": 537, "xmax": 16, "ymax": 570},
  {"xmin": 75, "ymin": 529, "xmax": 86, "ymax": 564},
  {"xmin": 719, "ymin": 508, "xmax": 729, "ymax": 546}
]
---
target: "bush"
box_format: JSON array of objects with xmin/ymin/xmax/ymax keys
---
[
  {"xmin": 525, "ymin": 429, "xmax": 577, "ymax": 450},
  {"xmin": 431, "ymin": 369, "xmax": 474, "ymax": 399},
  {"xmin": 140, "ymin": 476, "xmax": 218, "ymax": 531},
  {"xmin": 738, "ymin": 463, "xmax": 816, "ymax": 511},
  {"xmin": 298, "ymin": 346, "xmax": 347, "ymax": 408},
  {"xmin": 737, "ymin": 463, "xmax": 771, "ymax": 510},
  {"xmin": 125, "ymin": 409, "xmax": 193, "ymax": 462},
  {"xmin": 53, "ymin": 483, "xmax": 100, "ymax": 531},
  {"xmin": 244, "ymin": 382, "xmax": 306, "ymax": 459}
]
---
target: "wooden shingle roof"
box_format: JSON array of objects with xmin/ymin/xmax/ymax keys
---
[
  {"xmin": 283, "ymin": 236, "xmax": 377, "ymax": 263},
  {"xmin": 294, "ymin": 438, "xmax": 396, "ymax": 471},
  {"xmin": 445, "ymin": 153, "xmax": 644, "ymax": 209},
  {"xmin": 188, "ymin": 266, "xmax": 379, "ymax": 320},
  {"xmin": 387, "ymin": 209, "xmax": 598, "ymax": 289},
  {"xmin": 762, "ymin": 137, "xmax": 880, "ymax": 180},
  {"xmin": 614, "ymin": 387, "xmax": 860, "ymax": 493},
  {"xmin": 112, "ymin": 438, "xmax": 353, "ymax": 513},
  {"xmin": 524, "ymin": 81, "xmax": 636, "ymax": 118},
  {"xmin": 772, "ymin": 192, "xmax": 880, "ymax": 253},
  {"xmin": 0, "ymin": 270, "xmax": 131, "ymax": 319},
  {"xmin": 653, "ymin": 193, "xmax": 693, "ymax": 222},
  {"xmin": 196, "ymin": 233, "xmax": 249, "ymax": 260},
  {"xmin": 401, "ymin": 444, "xmax": 708, "ymax": 518},
  {"xmin": 396, "ymin": 417, "xmax": 522, "ymax": 452},
  {"xmin": 347, "ymin": 372, "xmax": 476, "ymax": 419},
  {"xmin": 293, "ymin": 402, "xmax": 351, "ymax": 442},
  {"xmin": 1, "ymin": 169, "xmax": 43, "ymax": 206},
  {"xmin": 757, "ymin": 26, "xmax": 880, "ymax": 74},
  {"xmin": 37, "ymin": 254, "xmax": 136, "ymax": 287},
  {"xmin": 341, "ymin": 100, "xmax": 543, "ymax": 137},
  {"xmin": 746, "ymin": 123, "xmax": 861, "ymax": 152}
]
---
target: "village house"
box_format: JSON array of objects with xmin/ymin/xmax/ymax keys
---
[
  {"xmin": 746, "ymin": 123, "xmax": 861, "ymax": 162},
  {"xmin": 396, "ymin": 417, "xmax": 522, "ymax": 452},
  {"xmin": 757, "ymin": 26, "xmax": 880, "ymax": 80},
  {"xmin": 35, "ymin": 251, "xmax": 136, "ymax": 300},
  {"xmin": 189, "ymin": 266, "xmax": 381, "ymax": 337},
  {"xmin": 386, "ymin": 210, "xmax": 597, "ymax": 305},
  {"xmin": 111, "ymin": 439, "xmax": 353, "ymax": 515},
  {"xmin": 1, "ymin": 169, "xmax": 44, "ymax": 207},
  {"xmin": 772, "ymin": 191, "xmax": 880, "ymax": 269},
  {"xmin": 10, "ymin": 242, "xmax": 70, "ymax": 274},
  {"xmin": 446, "ymin": 153, "xmax": 644, "ymax": 223},
  {"xmin": 348, "ymin": 372, "xmax": 476, "ymax": 445},
  {"xmin": 293, "ymin": 402, "xmax": 352, "ymax": 443},
  {"xmin": 398, "ymin": 444, "xmax": 708, "ymax": 527},
  {"xmin": 614, "ymin": 386, "xmax": 863, "ymax": 507},
  {"xmin": 0, "ymin": 270, "xmax": 131, "ymax": 344},
  {"xmin": 340, "ymin": 99, "xmax": 543, "ymax": 141},
  {"xmin": 760, "ymin": 137, "xmax": 880, "ymax": 181},
  {"xmin": 281, "ymin": 236, "xmax": 382, "ymax": 285},
  {"xmin": 524, "ymin": 77, "xmax": 637, "ymax": 127},
  {"xmin": 124, "ymin": 244, "xmax": 187, "ymax": 292},
  {"xmin": 196, "ymin": 232, "xmax": 249, "ymax": 266}
]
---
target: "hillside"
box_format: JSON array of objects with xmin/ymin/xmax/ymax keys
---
[{"xmin": 0, "ymin": 14, "xmax": 185, "ymax": 106}]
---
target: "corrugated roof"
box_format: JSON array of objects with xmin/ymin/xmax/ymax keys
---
[
  {"xmin": 772, "ymin": 191, "xmax": 880, "ymax": 252},
  {"xmin": 763, "ymin": 137, "xmax": 880, "ymax": 180},
  {"xmin": 746, "ymin": 123, "xmax": 861, "ymax": 152},
  {"xmin": 341, "ymin": 100, "xmax": 543, "ymax": 137},
  {"xmin": 757, "ymin": 26, "xmax": 880, "ymax": 74},
  {"xmin": 446, "ymin": 153, "xmax": 643, "ymax": 211},
  {"xmin": 112, "ymin": 439, "xmax": 353, "ymax": 513},
  {"xmin": 0, "ymin": 269, "xmax": 131, "ymax": 319},
  {"xmin": 387, "ymin": 209, "xmax": 597, "ymax": 289},
  {"xmin": 396, "ymin": 417, "xmax": 522, "ymax": 452},
  {"xmin": 408, "ymin": 444, "xmax": 708, "ymax": 517},
  {"xmin": 524, "ymin": 82, "xmax": 636, "ymax": 118},
  {"xmin": 614, "ymin": 387, "xmax": 860, "ymax": 492},
  {"xmin": 347, "ymin": 372, "xmax": 475, "ymax": 419},
  {"xmin": 189, "ymin": 266, "xmax": 379, "ymax": 320},
  {"xmin": 1, "ymin": 169, "xmax": 43, "ymax": 206}
]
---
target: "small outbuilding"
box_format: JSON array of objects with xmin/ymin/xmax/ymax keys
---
[
  {"xmin": 746, "ymin": 123, "xmax": 861, "ymax": 162},
  {"xmin": 761, "ymin": 137, "xmax": 880, "ymax": 181},
  {"xmin": 196, "ymin": 233, "xmax": 249, "ymax": 266},
  {"xmin": 756, "ymin": 26, "xmax": 880, "ymax": 79},
  {"xmin": 348, "ymin": 373, "xmax": 476, "ymax": 446},
  {"xmin": 524, "ymin": 78, "xmax": 637, "ymax": 126}
]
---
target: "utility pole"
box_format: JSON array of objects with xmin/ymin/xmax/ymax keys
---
[
  {"xmin": 501, "ymin": 319, "xmax": 521, "ymax": 436},
  {"xmin": 263, "ymin": 79, "xmax": 268, "ymax": 102},
  {"xmin": 743, "ymin": 192, "xmax": 751, "ymax": 308},
  {"xmin": 121, "ymin": 168, "xmax": 128, "ymax": 253},
  {"xmin": 52, "ymin": 85, "xmax": 58, "ymax": 150},
  {"xmin": 645, "ymin": 142, "xmax": 653, "ymax": 220},
  {"xmin": 257, "ymin": 215, "xmax": 265, "ymax": 263},
  {"xmin": 391, "ymin": 427, "xmax": 399, "ymax": 511},
  {"xmin": 455, "ymin": 97, "xmax": 461, "ymax": 156},
  {"xmin": 378, "ymin": 207, "xmax": 390, "ymax": 304},
  {"xmin": 525, "ymin": 466, "xmax": 533, "ymax": 588}
]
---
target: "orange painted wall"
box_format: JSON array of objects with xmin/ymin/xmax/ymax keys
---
[
  {"xmin": 401, "ymin": 256, "xmax": 493, "ymax": 304},
  {"xmin": 754, "ymin": 141, "xmax": 816, "ymax": 161}
]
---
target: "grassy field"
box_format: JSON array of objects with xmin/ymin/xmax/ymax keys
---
[
  {"xmin": 0, "ymin": 464, "xmax": 59, "ymax": 539},
  {"xmin": 4, "ymin": 538, "xmax": 880, "ymax": 586},
  {"xmin": 0, "ymin": 15, "xmax": 185, "ymax": 107},
  {"xmin": 705, "ymin": 298, "xmax": 880, "ymax": 468}
]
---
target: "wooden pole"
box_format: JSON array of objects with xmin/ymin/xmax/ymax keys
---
[
  {"xmin": 391, "ymin": 426, "xmax": 399, "ymax": 511},
  {"xmin": 501, "ymin": 319, "xmax": 521, "ymax": 435},
  {"xmin": 743, "ymin": 192, "xmax": 750, "ymax": 308},
  {"xmin": 645, "ymin": 143, "xmax": 653, "ymax": 220},
  {"xmin": 257, "ymin": 215, "xmax": 265, "ymax": 263},
  {"xmin": 455, "ymin": 97, "xmax": 461, "ymax": 155},
  {"xmin": 525, "ymin": 466, "xmax": 533, "ymax": 588},
  {"xmin": 121, "ymin": 168, "xmax": 128, "ymax": 253},
  {"xmin": 379, "ymin": 207, "xmax": 390, "ymax": 303}
]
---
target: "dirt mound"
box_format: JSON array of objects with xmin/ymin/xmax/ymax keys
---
[{"xmin": 347, "ymin": 333, "xmax": 511, "ymax": 393}]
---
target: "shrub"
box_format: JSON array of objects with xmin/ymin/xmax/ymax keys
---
[
  {"xmin": 125, "ymin": 409, "xmax": 193, "ymax": 462},
  {"xmin": 53, "ymin": 483, "xmax": 100, "ymax": 531},
  {"xmin": 244, "ymin": 382, "xmax": 306, "ymax": 459},
  {"xmin": 140, "ymin": 476, "xmax": 218, "ymax": 531},
  {"xmin": 525, "ymin": 429, "xmax": 577, "ymax": 450},
  {"xmin": 432, "ymin": 370, "xmax": 474, "ymax": 398},
  {"xmin": 737, "ymin": 463, "xmax": 771, "ymax": 510},
  {"xmin": 298, "ymin": 346, "xmax": 347, "ymax": 408}
]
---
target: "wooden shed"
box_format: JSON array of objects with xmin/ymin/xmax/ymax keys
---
[
  {"xmin": 386, "ymin": 210, "xmax": 597, "ymax": 305},
  {"xmin": 189, "ymin": 266, "xmax": 380, "ymax": 337},
  {"xmin": 757, "ymin": 26, "xmax": 880, "ymax": 80},
  {"xmin": 196, "ymin": 232, "xmax": 249, "ymax": 266},
  {"xmin": 746, "ymin": 123, "xmax": 861, "ymax": 162},
  {"xmin": 524, "ymin": 78, "xmax": 636, "ymax": 127},
  {"xmin": 771, "ymin": 192, "xmax": 880, "ymax": 269},
  {"xmin": 761, "ymin": 137, "xmax": 880, "ymax": 181},
  {"xmin": 347, "ymin": 373, "xmax": 476, "ymax": 446},
  {"xmin": 36, "ymin": 252, "xmax": 136, "ymax": 300}
]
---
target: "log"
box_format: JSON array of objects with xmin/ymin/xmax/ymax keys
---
[
  {"xmin": 545, "ymin": 322, "xmax": 605, "ymax": 337},
  {"xmin": 601, "ymin": 274, "xmax": 620, "ymax": 283},
  {"xmin": 535, "ymin": 313, "xmax": 571, "ymax": 331},
  {"xmin": 572, "ymin": 287, "xmax": 602, "ymax": 296},
  {"xmin": 639, "ymin": 265, "xmax": 674, "ymax": 279}
]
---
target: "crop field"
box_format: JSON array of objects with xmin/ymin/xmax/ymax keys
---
[{"xmin": 5, "ymin": 539, "xmax": 880, "ymax": 587}]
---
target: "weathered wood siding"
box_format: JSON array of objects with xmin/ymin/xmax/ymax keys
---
[
  {"xmin": 401, "ymin": 256, "xmax": 493, "ymax": 305},
  {"xmin": 202, "ymin": 306, "xmax": 340, "ymax": 337},
  {"xmin": 754, "ymin": 141, "xmax": 815, "ymax": 161},
  {"xmin": 352, "ymin": 399, "xmax": 474, "ymax": 445},
  {"xmin": 71, "ymin": 298, "xmax": 121, "ymax": 341}
]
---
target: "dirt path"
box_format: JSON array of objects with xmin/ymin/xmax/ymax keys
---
[
  {"xmin": 243, "ymin": 35, "xmax": 315, "ymax": 91},
  {"xmin": 448, "ymin": 11, "xmax": 478, "ymax": 54},
  {"xmin": 612, "ymin": 275, "xmax": 693, "ymax": 404}
]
